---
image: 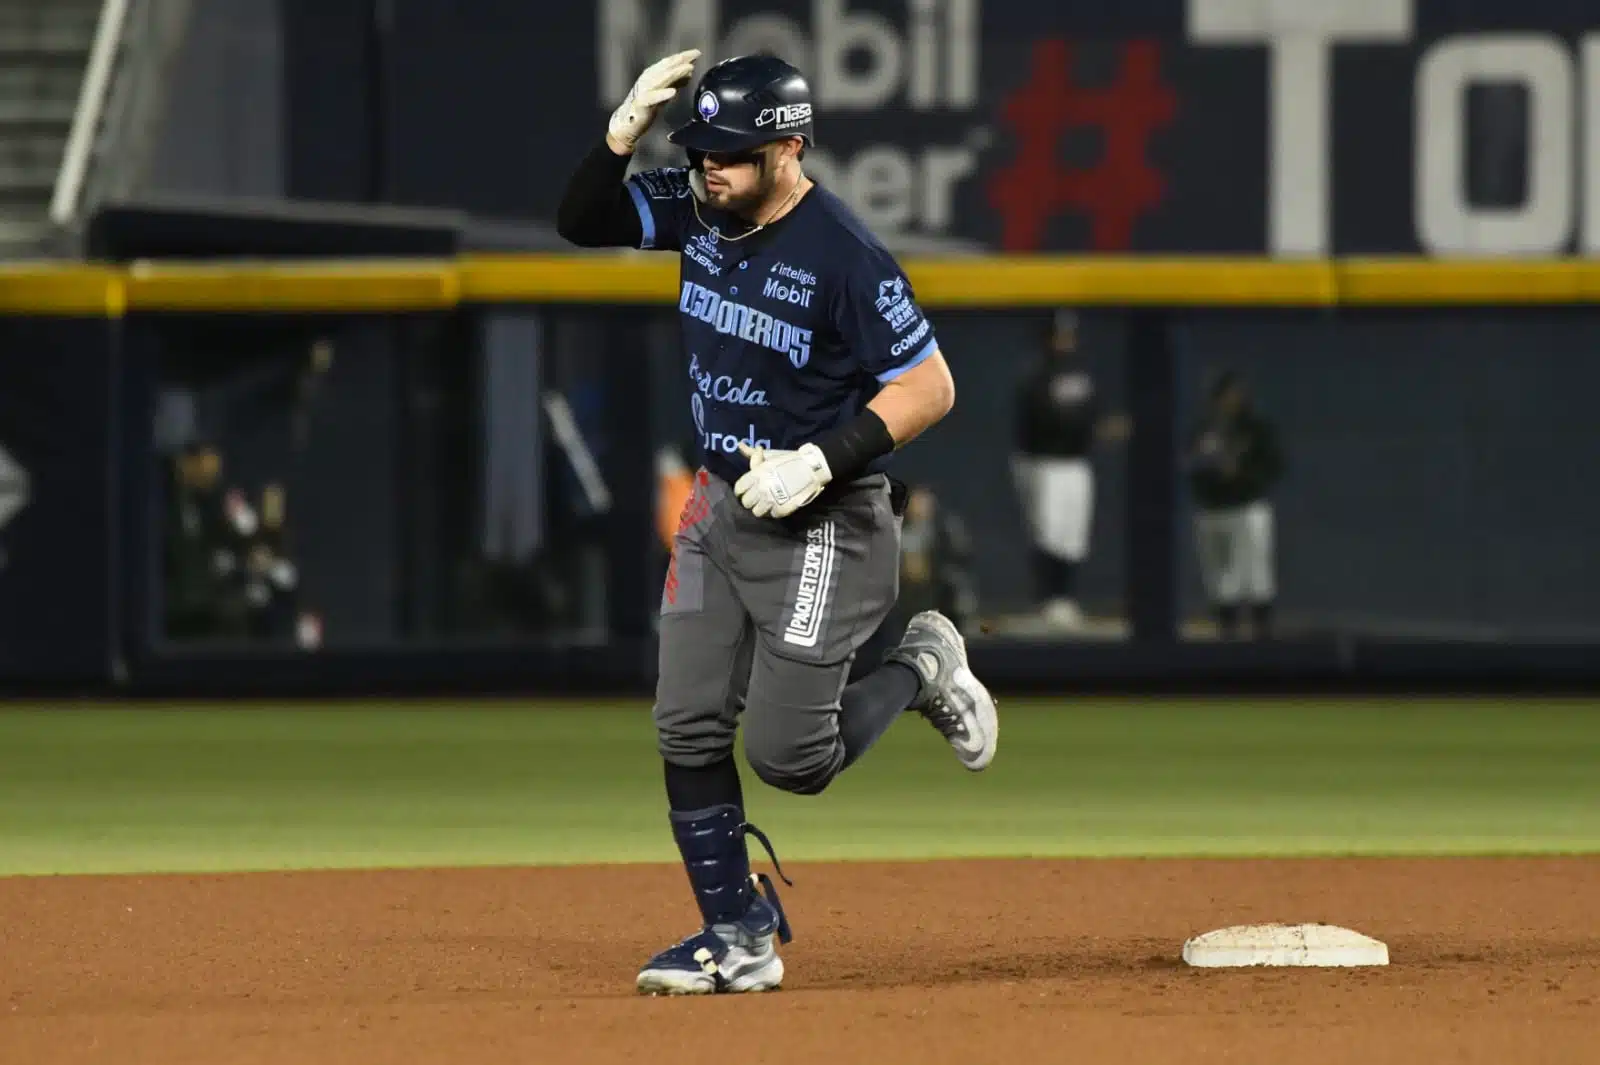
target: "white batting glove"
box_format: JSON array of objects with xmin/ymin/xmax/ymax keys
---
[
  {"xmin": 735, "ymin": 443, "xmax": 833, "ymax": 519},
  {"xmin": 607, "ymin": 49, "xmax": 701, "ymax": 154}
]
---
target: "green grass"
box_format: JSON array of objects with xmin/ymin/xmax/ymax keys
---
[{"xmin": 2, "ymin": 698, "xmax": 1599, "ymax": 876}]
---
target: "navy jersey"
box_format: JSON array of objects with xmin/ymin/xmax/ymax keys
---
[
  {"xmin": 624, "ymin": 167, "xmax": 939, "ymax": 486},
  {"xmin": 1017, "ymin": 360, "xmax": 1101, "ymax": 458}
]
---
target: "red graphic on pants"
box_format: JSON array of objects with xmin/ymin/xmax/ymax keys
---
[
  {"xmin": 663, "ymin": 470, "xmax": 711, "ymax": 607},
  {"xmin": 987, "ymin": 39, "xmax": 1177, "ymax": 252}
]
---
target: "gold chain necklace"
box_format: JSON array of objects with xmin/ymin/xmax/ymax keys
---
[{"xmin": 693, "ymin": 175, "xmax": 806, "ymax": 243}]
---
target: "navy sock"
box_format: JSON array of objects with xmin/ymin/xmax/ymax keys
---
[
  {"xmin": 1216, "ymin": 603, "xmax": 1240, "ymax": 639},
  {"xmin": 838, "ymin": 661, "xmax": 922, "ymax": 770},
  {"xmin": 664, "ymin": 756, "xmax": 743, "ymax": 813},
  {"xmin": 1054, "ymin": 557, "xmax": 1078, "ymax": 599},
  {"xmin": 1031, "ymin": 549, "xmax": 1055, "ymax": 604}
]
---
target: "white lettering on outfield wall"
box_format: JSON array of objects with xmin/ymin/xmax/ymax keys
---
[
  {"xmin": 1417, "ymin": 35, "xmax": 1576, "ymax": 256},
  {"xmin": 1188, "ymin": 0, "xmax": 1415, "ymax": 258}
]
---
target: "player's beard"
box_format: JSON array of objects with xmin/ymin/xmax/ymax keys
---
[{"xmin": 722, "ymin": 165, "xmax": 780, "ymax": 220}]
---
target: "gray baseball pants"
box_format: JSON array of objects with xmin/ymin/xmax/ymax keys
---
[{"xmin": 654, "ymin": 469, "xmax": 902, "ymax": 795}]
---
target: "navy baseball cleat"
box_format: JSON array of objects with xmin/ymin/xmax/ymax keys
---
[
  {"xmin": 637, "ymin": 804, "xmax": 793, "ymax": 995},
  {"xmin": 888, "ymin": 610, "xmax": 999, "ymax": 771},
  {"xmin": 635, "ymin": 878, "xmax": 788, "ymax": 995}
]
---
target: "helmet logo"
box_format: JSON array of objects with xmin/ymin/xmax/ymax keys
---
[
  {"xmin": 755, "ymin": 103, "xmax": 812, "ymax": 129},
  {"xmin": 697, "ymin": 91, "xmax": 719, "ymax": 120}
]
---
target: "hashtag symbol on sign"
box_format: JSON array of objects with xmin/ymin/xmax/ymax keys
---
[{"xmin": 987, "ymin": 39, "xmax": 1176, "ymax": 252}]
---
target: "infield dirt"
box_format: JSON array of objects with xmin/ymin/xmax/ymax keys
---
[{"xmin": 4, "ymin": 857, "xmax": 1598, "ymax": 1064}]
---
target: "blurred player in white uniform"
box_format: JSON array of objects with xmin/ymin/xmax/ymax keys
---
[
  {"xmin": 1011, "ymin": 309, "xmax": 1129, "ymax": 631},
  {"xmin": 1186, "ymin": 370, "xmax": 1284, "ymax": 640}
]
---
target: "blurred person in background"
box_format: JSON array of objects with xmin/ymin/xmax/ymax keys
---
[
  {"xmin": 1186, "ymin": 369, "xmax": 1284, "ymax": 640},
  {"xmin": 853, "ymin": 484, "xmax": 976, "ymax": 682},
  {"xmin": 163, "ymin": 440, "xmax": 248, "ymax": 641},
  {"xmin": 892, "ymin": 484, "xmax": 977, "ymax": 637},
  {"xmin": 163, "ymin": 442, "xmax": 318, "ymax": 647},
  {"xmin": 1011, "ymin": 308, "xmax": 1130, "ymax": 631},
  {"xmin": 241, "ymin": 481, "xmax": 317, "ymax": 648}
]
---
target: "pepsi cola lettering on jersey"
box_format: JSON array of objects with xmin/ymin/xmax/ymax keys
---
[
  {"xmin": 627, "ymin": 166, "xmax": 940, "ymax": 486},
  {"xmin": 688, "ymin": 353, "xmax": 773, "ymax": 453},
  {"xmin": 689, "ymin": 355, "xmax": 769, "ymax": 408},
  {"xmin": 679, "ymin": 281, "xmax": 814, "ymax": 368}
]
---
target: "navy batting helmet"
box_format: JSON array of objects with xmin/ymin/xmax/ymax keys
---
[{"xmin": 669, "ymin": 55, "xmax": 815, "ymax": 154}]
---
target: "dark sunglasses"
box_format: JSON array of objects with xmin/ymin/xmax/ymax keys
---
[{"xmin": 691, "ymin": 147, "xmax": 765, "ymax": 169}]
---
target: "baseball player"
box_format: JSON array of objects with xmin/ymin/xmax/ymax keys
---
[
  {"xmin": 1186, "ymin": 370, "xmax": 1284, "ymax": 640},
  {"xmin": 1011, "ymin": 309, "xmax": 1130, "ymax": 631},
  {"xmin": 557, "ymin": 51, "xmax": 998, "ymax": 995}
]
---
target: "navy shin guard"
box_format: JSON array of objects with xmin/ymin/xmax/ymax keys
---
[{"xmin": 670, "ymin": 804, "xmax": 792, "ymax": 943}]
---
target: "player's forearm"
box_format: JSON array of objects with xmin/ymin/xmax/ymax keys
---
[
  {"xmin": 555, "ymin": 138, "xmax": 643, "ymax": 247},
  {"xmin": 810, "ymin": 353, "xmax": 954, "ymax": 484}
]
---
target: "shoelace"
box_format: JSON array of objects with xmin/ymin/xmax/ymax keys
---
[
  {"xmin": 920, "ymin": 695, "xmax": 966, "ymax": 740},
  {"xmin": 741, "ymin": 821, "xmax": 794, "ymax": 944},
  {"xmin": 740, "ymin": 821, "xmax": 792, "ymax": 887}
]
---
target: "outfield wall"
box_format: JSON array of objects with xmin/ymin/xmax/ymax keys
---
[{"xmin": 2, "ymin": 241, "xmax": 1598, "ymax": 693}]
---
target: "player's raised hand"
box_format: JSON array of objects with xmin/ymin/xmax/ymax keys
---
[
  {"xmin": 735, "ymin": 443, "xmax": 833, "ymax": 519},
  {"xmin": 607, "ymin": 49, "xmax": 701, "ymax": 154}
]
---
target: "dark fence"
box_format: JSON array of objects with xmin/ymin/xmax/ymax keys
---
[{"xmin": 3, "ymin": 211, "xmax": 1599, "ymax": 694}]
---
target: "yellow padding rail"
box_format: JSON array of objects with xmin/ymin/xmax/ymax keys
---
[
  {"xmin": 125, "ymin": 260, "xmax": 461, "ymax": 312},
  {"xmin": 0, "ymin": 263, "xmax": 127, "ymax": 316},
  {"xmin": 5, "ymin": 255, "xmax": 1600, "ymax": 316}
]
